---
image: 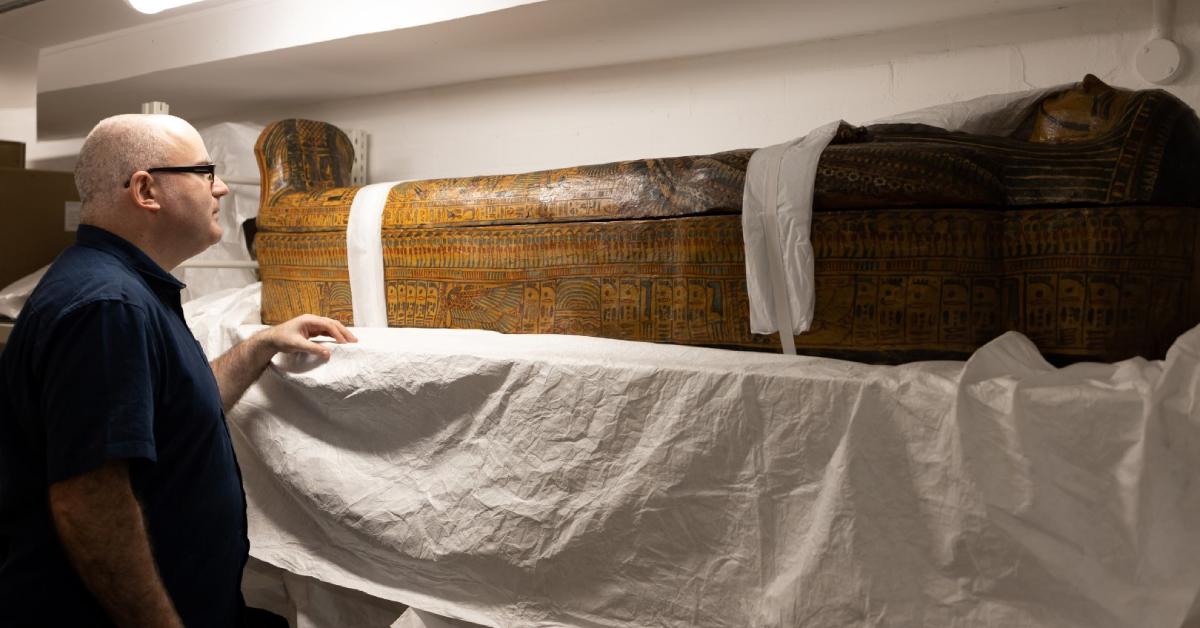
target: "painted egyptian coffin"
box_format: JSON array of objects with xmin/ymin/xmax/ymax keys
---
[{"xmin": 254, "ymin": 75, "xmax": 1200, "ymax": 363}]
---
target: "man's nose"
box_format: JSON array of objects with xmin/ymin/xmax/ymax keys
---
[{"xmin": 212, "ymin": 174, "xmax": 231, "ymax": 197}]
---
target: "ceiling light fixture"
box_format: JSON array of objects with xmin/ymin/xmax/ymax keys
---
[
  {"xmin": 0, "ymin": 0, "xmax": 46, "ymax": 15},
  {"xmin": 123, "ymin": 0, "xmax": 207, "ymax": 14}
]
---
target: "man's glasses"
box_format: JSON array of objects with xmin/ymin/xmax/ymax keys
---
[{"xmin": 123, "ymin": 163, "xmax": 217, "ymax": 188}]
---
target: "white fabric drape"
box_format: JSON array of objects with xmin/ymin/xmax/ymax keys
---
[{"xmin": 185, "ymin": 286, "xmax": 1200, "ymax": 628}]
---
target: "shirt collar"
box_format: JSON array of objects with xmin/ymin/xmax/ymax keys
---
[{"xmin": 75, "ymin": 224, "xmax": 186, "ymax": 291}]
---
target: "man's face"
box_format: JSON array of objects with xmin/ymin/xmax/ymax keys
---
[{"xmin": 157, "ymin": 126, "xmax": 230, "ymax": 256}]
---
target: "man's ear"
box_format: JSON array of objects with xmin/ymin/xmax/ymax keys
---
[{"xmin": 127, "ymin": 171, "xmax": 161, "ymax": 212}]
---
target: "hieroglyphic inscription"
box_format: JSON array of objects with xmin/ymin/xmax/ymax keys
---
[
  {"xmin": 381, "ymin": 152, "xmax": 750, "ymax": 228},
  {"xmin": 260, "ymin": 206, "xmax": 1197, "ymax": 362},
  {"xmin": 263, "ymin": 217, "xmax": 758, "ymax": 347},
  {"xmin": 998, "ymin": 206, "xmax": 1197, "ymax": 359},
  {"xmin": 255, "ymin": 118, "xmax": 356, "ymax": 218}
]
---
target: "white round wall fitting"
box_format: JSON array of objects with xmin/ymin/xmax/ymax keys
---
[{"xmin": 1135, "ymin": 38, "xmax": 1183, "ymax": 84}]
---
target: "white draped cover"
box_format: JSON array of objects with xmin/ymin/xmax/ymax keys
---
[{"xmin": 184, "ymin": 284, "xmax": 1200, "ymax": 628}]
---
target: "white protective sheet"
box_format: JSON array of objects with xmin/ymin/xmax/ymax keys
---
[
  {"xmin": 242, "ymin": 557, "xmax": 409, "ymax": 628},
  {"xmin": 0, "ymin": 264, "xmax": 48, "ymax": 320},
  {"xmin": 187, "ymin": 285, "xmax": 1200, "ymax": 628}
]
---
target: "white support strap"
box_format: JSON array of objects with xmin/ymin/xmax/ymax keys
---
[
  {"xmin": 346, "ymin": 181, "xmax": 402, "ymax": 328},
  {"xmin": 742, "ymin": 122, "xmax": 840, "ymax": 355},
  {"xmin": 758, "ymin": 144, "xmax": 796, "ymax": 356}
]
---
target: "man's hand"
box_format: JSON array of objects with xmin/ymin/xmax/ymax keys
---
[
  {"xmin": 255, "ymin": 314, "xmax": 358, "ymax": 361},
  {"xmin": 50, "ymin": 460, "xmax": 184, "ymax": 628},
  {"xmin": 211, "ymin": 314, "xmax": 358, "ymax": 412}
]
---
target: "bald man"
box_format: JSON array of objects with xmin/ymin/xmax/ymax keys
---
[{"xmin": 0, "ymin": 114, "xmax": 356, "ymax": 627}]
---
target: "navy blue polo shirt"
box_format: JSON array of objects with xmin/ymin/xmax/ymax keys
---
[{"xmin": 0, "ymin": 225, "xmax": 248, "ymax": 627}]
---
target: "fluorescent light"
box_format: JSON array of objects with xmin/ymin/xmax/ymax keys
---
[
  {"xmin": 0, "ymin": 0, "xmax": 47, "ymax": 16},
  {"xmin": 123, "ymin": 0, "xmax": 206, "ymax": 14}
]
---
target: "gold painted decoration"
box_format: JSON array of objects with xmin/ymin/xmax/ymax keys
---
[{"xmin": 259, "ymin": 206, "xmax": 1197, "ymax": 363}]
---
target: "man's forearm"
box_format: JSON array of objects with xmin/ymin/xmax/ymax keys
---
[
  {"xmin": 210, "ymin": 332, "xmax": 276, "ymax": 413},
  {"xmin": 49, "ymin": 460, "xmax": 183, "ymax": 628}
]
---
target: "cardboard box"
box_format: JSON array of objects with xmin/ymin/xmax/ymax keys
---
[
  {"xmin": 0, "ymin": 167, "xmax": 79, "ymax": 290},
  {"xmin": 0, "ymin": 141, "xmax": 25, "ymax": 168}
]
